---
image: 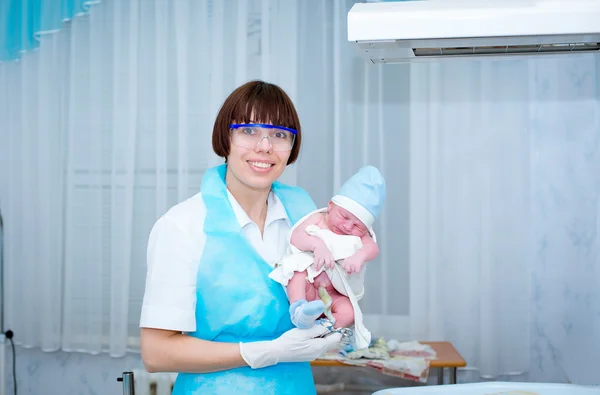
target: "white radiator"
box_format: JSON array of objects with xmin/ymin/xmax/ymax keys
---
[{"xmin": 131, "ymin": 369, "xmax": 177, "ymax": 395}]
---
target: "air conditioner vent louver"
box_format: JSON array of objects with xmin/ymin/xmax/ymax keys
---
[
  {"xmin": 413, "ymin": 43, "xmax": 600, "ymax": 57},
  {"xmin": 348, "ymin": 1, "xmax": 600, "ymax": 64}
]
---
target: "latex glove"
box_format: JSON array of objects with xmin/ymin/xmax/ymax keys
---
[
  {"xmin": 313, "ymin": 244, "xmax": 335, "ymax": 271},
  {"xmin": 239, "ymin": 323, "xmax": 342, "ymax": 369}
]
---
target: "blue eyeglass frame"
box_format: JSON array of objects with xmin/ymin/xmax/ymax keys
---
[{"xmin": 229, "ymin": 123, "xmax": 297, "ymax": 135}]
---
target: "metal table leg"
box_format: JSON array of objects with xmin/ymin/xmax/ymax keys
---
[
  {"xmin": 117, "ymin": 371, "xmax": 135, "ymax": 395},
  {"xmin": 437, "ymin": 367, "xmax": 444, "ymax": 385},
  {"xmin": 449, "ymin": 367, "xmax": 457, "ymax": 384}
]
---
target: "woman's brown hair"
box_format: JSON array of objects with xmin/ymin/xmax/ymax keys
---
[{"xmin": 212, "ymin": 80, "xmax": 302, "ymax": 165}]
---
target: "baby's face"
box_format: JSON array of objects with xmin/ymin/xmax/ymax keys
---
[{"xmin": 326, "ymin": 202, "xmax": 369, "ymax": 237}]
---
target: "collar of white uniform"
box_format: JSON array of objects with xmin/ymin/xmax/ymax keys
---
[{"xmin": 226, "ymin": 189, "xmax": 291, "ymax": 229}]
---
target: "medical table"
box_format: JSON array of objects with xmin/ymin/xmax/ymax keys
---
[{"xmin": 312, "ymin": 341, "xmax": 467, "ymax": 385}]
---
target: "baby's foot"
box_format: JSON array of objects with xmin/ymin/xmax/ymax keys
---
[{"xmin": 289, "ymin": 299, "xmax": 325, "ymax": 329}]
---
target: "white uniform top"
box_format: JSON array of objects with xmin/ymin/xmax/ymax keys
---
[{"xmin": 139, "ymin": 190, "xmax": 291, "ymax": 332}]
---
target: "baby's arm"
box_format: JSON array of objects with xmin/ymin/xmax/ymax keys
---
[
  {"xmin": 290, "ymin": 213, "xmax": 335, "ymax": 270},
  {"xmin": 342, "ymin": 233, "xmax": 379, "ymax": 274},
  {"xmin": 356, "ymin": 233, "xmax": 379, "ymax": 262}
]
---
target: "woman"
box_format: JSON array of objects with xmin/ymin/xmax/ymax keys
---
[{"xmin": 139, "ymin": 80, "xmax": 342, "ymax": 394}]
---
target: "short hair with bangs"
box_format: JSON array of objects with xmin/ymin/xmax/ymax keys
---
[{"xmin": 212, "ymin": 80, "xmax": 302, "ymax": 165}]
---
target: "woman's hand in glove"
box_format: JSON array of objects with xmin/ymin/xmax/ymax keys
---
[{"xmin": 239, "ymin": 322, "xmax": 342, "ymax": 369}]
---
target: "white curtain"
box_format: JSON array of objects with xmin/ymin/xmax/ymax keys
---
[
  {"xmin": 409, "ymin": 60, "xmax": 534, "ymax": 378},
  {"xmin": 1, "ymin": 0, "xmax": 599, "ymax": 382},
  {"xmin": 407, "ymin": 56, "xmax": 600, "ymax": 381},
  {"xmin": 0, "ymin": 0, "xmax": 301, "ymax": 358},
  {"xmin": 295, "ymin": 1, "xmax": 413, "ymax": 342}
]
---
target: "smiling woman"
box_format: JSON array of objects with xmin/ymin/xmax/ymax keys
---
[{"xmin": 139, "ymin": 79, "xmax": 341, "ymax": 395}]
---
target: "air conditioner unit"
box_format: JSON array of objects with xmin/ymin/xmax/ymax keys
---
[{"xmin": 348, "ymin": 0, "xmax": 600, "ymax": 63}]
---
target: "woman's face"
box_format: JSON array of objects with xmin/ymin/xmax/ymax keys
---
[{"xmin": 226, "ymin": 121, "xmax": 291, "ymax": 192}]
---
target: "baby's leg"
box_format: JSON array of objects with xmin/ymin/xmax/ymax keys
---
[
  {"xmin": 287, "ymin": 270, "xmax": 324, "ymax": 329},
  {"xmin": 330, "ymin": 293, "xmax": 354, "ymax": 329},
  {"xmin": 313, "ymin": 272, "xmax": 355, "ymax": 329},
  {"xmin": 287, "ymin": 270, "xmax": 308, "ymax": 303}
]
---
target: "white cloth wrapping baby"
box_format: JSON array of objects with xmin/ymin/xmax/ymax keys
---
[{"xmin": 269, "ymin": 208, "xmax": 372, "ymax": 350}]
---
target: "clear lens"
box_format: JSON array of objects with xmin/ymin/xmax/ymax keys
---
[{"xmin": 231, "ymin": 126, "xmax": 295, "ymax": 151}]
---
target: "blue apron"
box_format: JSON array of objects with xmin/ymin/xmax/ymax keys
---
[{"xmin": 172, "ymin": 164, "xmax": 318, "ymax": 395}]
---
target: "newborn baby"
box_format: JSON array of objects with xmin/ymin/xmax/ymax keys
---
[{"xmin": 269, "ymin": 166, "xmax": 386, "ymax": 349}]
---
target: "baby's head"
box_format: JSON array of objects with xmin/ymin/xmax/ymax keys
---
[
  {"xmin": 326, "ymin": 202, "xmax": 370, "ymax": 237},
  {"xmin": 328, "ymin": 165, "xmax": 386, "ymax": 237}
]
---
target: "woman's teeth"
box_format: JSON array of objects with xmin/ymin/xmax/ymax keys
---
[{"xmin": 249, "ymin": 161, "xmax": 273, "ymax": 169}]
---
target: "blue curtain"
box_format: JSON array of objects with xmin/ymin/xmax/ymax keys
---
[{"xmin": 0, "ymin": 0, "xmax": 96, "ymax": 61}]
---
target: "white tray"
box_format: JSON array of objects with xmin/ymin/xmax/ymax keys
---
[{"xmin": 372, "ymin": 382, "xmax": 600, "ymax": 395}]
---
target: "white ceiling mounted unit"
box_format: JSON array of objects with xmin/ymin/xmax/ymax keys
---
[{"xmin": 348, "ymin": 0, "xmax": 600, "ymax": 64}]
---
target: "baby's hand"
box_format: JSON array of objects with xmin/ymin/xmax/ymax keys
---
[
  {"xmin": 313, "ymin": 245, "xmax": 335, "ymax": 271},
  {"xmin": 341, "ymin": 254, "xmax": 364, "ymax": 274}
]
